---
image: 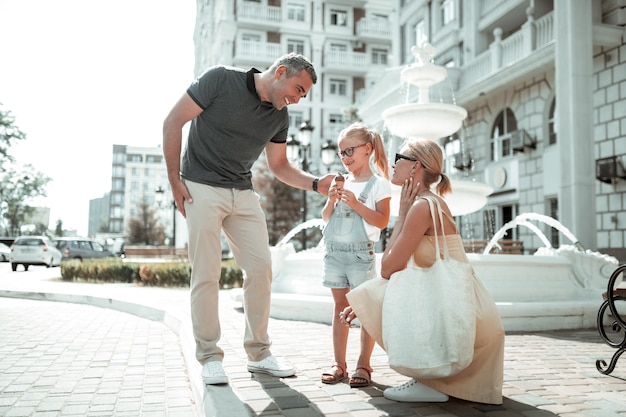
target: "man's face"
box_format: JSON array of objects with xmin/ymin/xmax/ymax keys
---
[{"xmin": 271, "ymin": 66, "xmax": 313, "ymax": 110}]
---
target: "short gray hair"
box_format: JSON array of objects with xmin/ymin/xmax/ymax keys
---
[{"xmin": 270, "ymin": 53, "xmax": 317, "ymax": 84}]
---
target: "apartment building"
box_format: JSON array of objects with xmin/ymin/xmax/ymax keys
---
[
  {"xmin": 358, "ymin": 0, "xmax": 626, "ymax": 259},
  {"xmin": 183, "ymin": 0, "xmax": 626, "ymax": 260},
  {"xmin": 194, "ymin": 0, "xmax": 394, "ymax": 174},
  {"xmin": 106, "ymin": 145, "xmax": 182, "ymax": 246}
]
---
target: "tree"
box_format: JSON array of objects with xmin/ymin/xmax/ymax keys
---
[
  {"xmin": 126, "ymin": 201, "xmax": 165, "ymax": 245},
  {"xmin": 252, "ymin": 156, "xmax": 306, "ymax": 246},
  {"xmin": 1, "ymin": 165, "xmax": 51, "ymax": 236},
  {"xmin": 55, "ymin": 219, "xmax": 64, "ymax": 237},
  {"xmin": 0, "ymin": 105, "xmax": 26, "ymax": 168}
]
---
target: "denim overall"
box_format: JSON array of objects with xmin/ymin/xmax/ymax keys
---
[{"xmin": 322, "ymin": 176, "xmax": 377, "ymax": 289}]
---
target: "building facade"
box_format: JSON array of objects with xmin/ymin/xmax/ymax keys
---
[
  {"xmin": 357, "ymin": 0, "xmax": 625, "ymax": 259},
  {"xmin": 105, "ymin": 144, "xmax": 183, "ymax": 246},
  {"xmin": 193, "ymin": 0, "xmax": 626, "ymax": 260}
]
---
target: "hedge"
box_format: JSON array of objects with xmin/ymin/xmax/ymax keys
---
[{"xmin": 60, "ymin": 258, "xmax": 243, "ymax": 289}]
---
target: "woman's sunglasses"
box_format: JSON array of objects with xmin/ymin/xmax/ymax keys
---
[{"xmin": 394, "ymin": 153, "xmax": 418, "ymax": 164}]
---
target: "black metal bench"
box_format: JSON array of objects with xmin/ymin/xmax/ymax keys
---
[{"xmin": 596, "ymin": 264, "xmax": 626, "ymax": 375}]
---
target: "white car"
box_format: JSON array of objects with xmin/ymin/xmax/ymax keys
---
[
  {"xmin": 0, "ymin": 242, "xmax": 10, "ymax": 262},
  {"xmin": 10, "ymin": 236, "xmax": 63, "ymax": 271}
]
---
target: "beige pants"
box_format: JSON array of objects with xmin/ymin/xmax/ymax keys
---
[{"xmin": 185, "ymin": 180, "xmax": 273, "ymax": 364}]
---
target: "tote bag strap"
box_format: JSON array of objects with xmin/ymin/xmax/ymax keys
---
[{"xmin": 419, "ymin": 196, "xmax": 450, "ymax": 260}]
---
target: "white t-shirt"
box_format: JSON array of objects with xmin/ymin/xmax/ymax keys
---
[{"xmin": 343, "ymin": 174, "xmax": 392, "ymax": 242}]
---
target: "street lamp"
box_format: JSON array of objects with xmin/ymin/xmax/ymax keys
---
[
  {"xmin": 286, "ymin": 121, "xmax": 316, "ymax": 249},
  {"xmin": 155, "ymin": 185, "xmax": 176, "ymax": 248},
  {"xmin": 321, "ymin": 140, "xmax": 338, "ymax": 172},
  {"xmin": 286, "ymin": 121, "xmax": 338, "ymax": 249}
]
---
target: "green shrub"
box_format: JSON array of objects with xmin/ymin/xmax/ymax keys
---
[{"xmin": 60, "ymin": 258, "xmax": 244, "ymax": 289}]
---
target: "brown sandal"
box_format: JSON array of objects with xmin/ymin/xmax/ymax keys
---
[
  {"xmin": 321, "ymin": 362, "xmax": 347, "ymax": 384},
  {"xmin": 349, "ymin": 366, "xmax": 372, "ymax": 388}
]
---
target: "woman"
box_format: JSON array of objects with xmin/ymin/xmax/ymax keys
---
[{"xmin": 343, "ymin": 137, "xmax": 504, "ymax": 404}]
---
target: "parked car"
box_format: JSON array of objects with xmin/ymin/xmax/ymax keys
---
[
  {"xmin": 10, "ymin": 236, "xmax": 63, "ymax": 271},
  {"xmin": 0, "ymin": 242, "xmax": 10, "ymax": 262},
  {"xmin": 54, "ymin": 237, "xmax": 117, "ymax": 261}
]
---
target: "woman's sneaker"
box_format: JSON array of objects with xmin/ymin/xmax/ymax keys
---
[
  {"xmin": 383, "ymin": 379, "xmax": 448, "ymax": 402},
  {"xmin": 247, "ymin": 355, "xmax": 295, "ymax": 377},
  {"xmin": 202, "ymin": 361, "xmax": 228, "ymax": 385}
]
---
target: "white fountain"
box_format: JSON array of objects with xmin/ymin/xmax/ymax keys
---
[
  {"xmin": 231, "ymin": 43, "xmax": 620, "ymax": 332},
  {"xmin": 382, "ymin": 42, "xmax": 493, "ymax": 217}
]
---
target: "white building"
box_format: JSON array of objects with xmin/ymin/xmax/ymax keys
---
[
  {"xmin": 192, "ymin": 0, "xmax": 626, "ymax": 260},
  {"xmin": 106, "ymin": 144, "xmax": 185, "ymax": 247}
]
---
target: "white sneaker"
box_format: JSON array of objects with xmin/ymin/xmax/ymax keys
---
[
  {"xmin": 247, "ymin": 355, "xmax": 296, "ymax": 377},
  {"xmin": 201, "ymin": 361, "xmax": 229, "ymax": 385},
  {"xmin": 383, "ymin": 379, "xmax": 449, "ymax": 403}
]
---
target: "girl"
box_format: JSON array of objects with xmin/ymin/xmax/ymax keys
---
[{"xmin": 320, "ymin": 123, "xmax": 391, "ymax": 387}]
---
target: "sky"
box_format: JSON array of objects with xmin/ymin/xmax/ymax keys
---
[{"xmin": 0, "ymin": 0, "xmax": 196, "ymax": 236}]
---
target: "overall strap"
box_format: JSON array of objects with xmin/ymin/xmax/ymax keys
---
[{"xmin": 357, "ymin": 176, "xmax": 378, "ymax": 203}]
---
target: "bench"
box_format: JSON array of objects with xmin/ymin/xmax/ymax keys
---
[
  {"xmin": 463, "ymin": 239, "xmax": 525, "ymax": 255},
  {"xmin": 597, "ymin": 264, "xmax": 626, "ymax": 375}
]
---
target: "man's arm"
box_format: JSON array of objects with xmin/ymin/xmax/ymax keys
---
[
  {"xmin": 162, "ymin": 93, "xmax": 203, "ymax": 217},
  {"xmin": 265, "ymin": 141, "xmax": 333, "ymax": 197}
]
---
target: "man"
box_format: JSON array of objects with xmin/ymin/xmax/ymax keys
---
[{"xmin": 163, "ymin": 53, "xmax": 333, "ymax": 385}]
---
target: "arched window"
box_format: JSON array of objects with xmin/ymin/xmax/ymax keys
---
[{"xmin": 490, "ymin": 108, "xmax": 518, "ymax": 161}]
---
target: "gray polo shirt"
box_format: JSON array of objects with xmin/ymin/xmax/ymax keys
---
[{"xmin": 181, "ymin": 66, "xmax": 289, "ymax": 190}]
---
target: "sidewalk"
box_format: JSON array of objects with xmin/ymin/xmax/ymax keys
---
[{"xmin": 1, "ymin": 263, "xmax": 626, "ymax": 417}]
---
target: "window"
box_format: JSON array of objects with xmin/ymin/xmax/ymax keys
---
[
  {"xmin": 330, "ymin": 9, "xmax": 347, "ymax": 26},
  {"xmin": 415, "ymin": 20, "xmax": 426, "ymax": 46},
  {"xmin": 442, "ymin": 0, "xmax": 455, "ymax": 25},
  {"xmin": 372, "ymin": 48, "xmax": 388, "ymax": 65},
  {"xmin": 287, "ymin": 38, "xmax": 305, "ymax": 55},
  {"xmin": 490, "ymin": 108, "xmax": 518, "ymax": 161},
  {"xmin": 289, "ymin": 111, "xmax": 304, "ymax": 132},
  {"xmin": 548, "ymin": 98, "xmax": 557, "ymax": 145},
  {"xmin": 112, "ymin": 166, "xmax": 124, "ymax": 177},
  {"xmin": 329, "ymin": 79, "xmax": 347, "ymax": 96},
  {"xmin": 146, "ymin": 155, "xmax": 162, "ymax": 163},
  {"xmin": 287, "ymin": 3, "xmax": 305, "ymax": 22},
  {"xmin": 113, "ymin": 152, "xmax": 125, "ymax": 164},
  {"xmin": 127, "ymin": 154, "xmax": 143, "ymax": 162},
  {"xmin": 131, "ymin": 167, "xmax": 139, "ymax": 176},
  {"xmin": 112, "ymin": 179, "xmax": 125, "ymax": 191},
  {"xmin": 548, "ymin": 198, "xmax": 559, "ymax": 246}
]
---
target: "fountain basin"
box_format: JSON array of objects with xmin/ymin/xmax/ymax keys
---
[
  {"xmin": 382, "ymin": 103, "xmax": 468, "ymax": 139},
  {"xmin": 389, "ymin": 181, "xmax": 493, "ymax": 217},
  {"xmin": 231, "ymin": 216, "xmax": 619, "ymax": 332}
]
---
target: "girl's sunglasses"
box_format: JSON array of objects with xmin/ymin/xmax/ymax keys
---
[{"xmin": 337, "ymin": 143, "xmax": 367, "ymax": 158}]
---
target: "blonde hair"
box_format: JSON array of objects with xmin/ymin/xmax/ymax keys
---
[
  {"xmin": 338, "ymin": 123, "xmax": 389, "ymax": 179},
  {"xmin": 403, "ymin": 138, "xmax": 452, "ymax": 196}
]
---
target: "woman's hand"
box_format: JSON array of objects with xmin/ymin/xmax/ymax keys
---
[
  {"xmin": 397, "ymin": 178, "xmax": 421, "ymax": 220},
  {"xmin": 339, "ymin": 306, "xmax": 356, "ymax": 328}
]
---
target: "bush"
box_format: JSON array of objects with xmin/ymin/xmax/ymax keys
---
[{"xmin": 60, "ymin": 258, "xmax": 244, "ymax": 289}]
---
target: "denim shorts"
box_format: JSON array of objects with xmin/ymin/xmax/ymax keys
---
[{"xmin": 322, "ymin": 241, "xmax": 376, "ymax": 289}]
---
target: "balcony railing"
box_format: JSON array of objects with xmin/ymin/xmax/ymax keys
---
[
  {"xmin": 356, "ymin": 17, "xmax": 392, "ymax": 38},
  {"xmin": 324, "ymin": 50, "xmax": 369, "ymax": 69},
  {"xmin": 235, "ymin": 41, "xmax": 283, "ymax": 63},
  {"xmin": 237, "ymin": 2, "xmax": 281, "ymax": 24},
  {"xmin": 459, "ymin": 12, "xmax": 554, "ymax": 90}
]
